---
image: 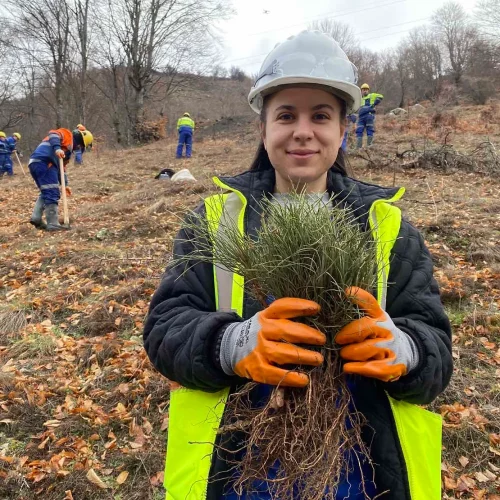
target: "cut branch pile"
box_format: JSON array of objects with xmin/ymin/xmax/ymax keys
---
[
  {"xmin": 397, "ymin": 135, "xmax": 500, "ymax": 174},
  {"xmin": 353, "ymin": 135, "xmax": 500, "ymax": 175}
]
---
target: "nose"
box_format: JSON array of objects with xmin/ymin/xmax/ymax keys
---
[{"xmin": 292, "ymin": 116, "xmax": 314, "ymax": 142}]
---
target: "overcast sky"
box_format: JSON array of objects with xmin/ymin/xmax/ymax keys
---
[{"xmin": 219, "ymin": 0, "xmax": 477, "ymax": 76}]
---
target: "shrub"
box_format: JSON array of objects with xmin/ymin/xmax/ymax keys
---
[{"xmin": 461, "ymin": 77, "xmax": 495, "ymax": 105}]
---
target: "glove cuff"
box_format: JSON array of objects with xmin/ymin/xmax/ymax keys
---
[
  {"xmin": 211, "ymin": 325, "xmax": 226, "ymax": 371},
  {"xmin": 404, "ymin": 333, "xmax": 419, "ymax": 373},
  {"xmin": 220, "ymin": 314, "xmax": 261, "ymax": 377},
  {"xmin": 220, "ymin": 322, "xmax": 240, "ymax": 376}
]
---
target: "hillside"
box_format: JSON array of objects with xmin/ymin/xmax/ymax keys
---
[{"xmin": 1, "ymin": 104, "xmax": 500, "ymax": 499}]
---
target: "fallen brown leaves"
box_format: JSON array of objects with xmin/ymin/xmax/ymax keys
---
[{"xmin": 0, "ymin": 116, "xmax": 499, "ymax": 498}]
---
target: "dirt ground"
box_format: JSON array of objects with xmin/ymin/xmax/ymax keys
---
[{"xmin": 1, "ymin": 103, "xmax": 499, "ymax": 499}]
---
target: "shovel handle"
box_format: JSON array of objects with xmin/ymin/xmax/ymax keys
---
[
  {"xmin": 14, "ymin": 151, "xmax": 26, "ymax": 176},
  {"xmin": 59, "ymin": 158, "xmax": 70, "ymax": 226}
]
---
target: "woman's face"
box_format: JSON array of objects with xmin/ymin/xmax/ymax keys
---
[{"xmin": 262, "ymin": 87, "xmax": 345, "ymax": 193}]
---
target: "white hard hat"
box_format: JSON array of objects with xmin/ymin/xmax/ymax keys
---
[{"xmin": 248, "ymin": 30, "xmax": 361, "ymax": 114}]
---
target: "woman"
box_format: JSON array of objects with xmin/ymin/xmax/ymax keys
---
[{"xmin": 144, "ymin": 31, "xmax": 452, "ymax": 500}]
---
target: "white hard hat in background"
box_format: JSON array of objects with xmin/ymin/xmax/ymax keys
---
[{"xmin": 248, "ymin": 30, "xmax": 361, "ymax": 114}]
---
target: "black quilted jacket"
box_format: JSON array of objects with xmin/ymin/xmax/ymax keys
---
[{"xmin": 144, "ymin": 168, "xmax": 453, "ymax": 499}]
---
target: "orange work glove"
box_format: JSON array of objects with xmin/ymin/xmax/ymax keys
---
[
  {"xmin": 220, "ymin": 298, "xmax": 326, "ymax": 387},
  {"xmin": 335, "ymin": 287, "xmax": 419, "ymax": 382},
  {"xmin": 55, "ymin": 149, "xmax": 65, "ymax": 159},
  {"xmin": 65, "ymin": 186, "xmax": 72, "ymax": 197}
]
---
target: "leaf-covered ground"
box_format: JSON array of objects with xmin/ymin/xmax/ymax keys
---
[{"xmin": 1, "ymin": 105, "xmax": 499, "ymax": 499}]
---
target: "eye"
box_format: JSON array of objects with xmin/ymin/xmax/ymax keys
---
[
  {"xmin": 277, "ymin": 112, "xmax": 294, "ymax": 121},
  {"xmin": 313, "ymin": 112, "xmax": 330, "ymax": 120}
]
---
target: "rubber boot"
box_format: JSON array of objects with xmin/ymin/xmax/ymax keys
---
[
  {"xmin": 45, "ymin": 204, "xmax": 67, "ymax": 231},
  {"xmin": 356, "ymin": 136, "xmax": 363, "ymax": 149},
  {"xmin": 30, "ymin": 195, "xmax": 47, "ymax": 230},
  {"xmin": 367, "ymin": 136, "xmax": 374, "ymax": 147}
]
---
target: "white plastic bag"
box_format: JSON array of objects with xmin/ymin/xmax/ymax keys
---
[{"xmin": 170, "ymin": 168, "xmax": 196, "ymax": 182}]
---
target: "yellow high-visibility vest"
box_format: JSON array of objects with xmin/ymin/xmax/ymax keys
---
[
  {"xmin": 361, "ymin": 92, "xmax": 384, "ymax": 107},
  {"xmin": 177, "ymin": 117, "xmax": 195, "ymax": 131}
]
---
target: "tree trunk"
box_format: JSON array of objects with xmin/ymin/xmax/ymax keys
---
[
  {"xmin": 399, "ymin": 80, "xmax": 406, "ymax": 108},
  {"xmin": 55, "ymin": 74, "xmax": 63, "ymax": 127},
  {"xmin": 79, "ymin": 86, "xmax": 87, "ymax": 124},
  {"xmin": 111, "ymin": 68, "xmax": 122, "ymax": 144},
  {"xmin": 113, "ymin": 114, "xmax": 122, "ymax": 145},
  {"xmin": 132, "ymin": 85, "xmax": 145, "ymax": 140},
  {"xmin": 77, "ymin": 0, "xmax": 89, "ymax": 124}
]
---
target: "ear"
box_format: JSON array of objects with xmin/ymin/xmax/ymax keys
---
[
  {"xmin": 259, "ymin": 122, "xmax": 267, "ymax": 150},
  {"xmin": 339, "ymin": 120, "xmax": 346, "ymax": 142}
]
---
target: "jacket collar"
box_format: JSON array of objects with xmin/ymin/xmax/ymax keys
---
[{"xmin": 217, "ymin": 168, "xmax": 402, "ymax": 225}]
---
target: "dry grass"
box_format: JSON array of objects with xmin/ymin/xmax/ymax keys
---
[
  {"xmin": 0, "ymin": 310, "xmax": 28, "ymax": 338},
  {"xmin": 145, "ymin": 198, "xmax": 171, "ymax": 215},
  {"xmin": 0, "ymin": 372, "xmax": 16, "ymax": 391},
  {"xmin": 431, "ymin": 341, "xmax": 500, "ymax": 474},
  {"xmin": 8, "ymin": 332, "xmax": 58, "ymax": 359}
]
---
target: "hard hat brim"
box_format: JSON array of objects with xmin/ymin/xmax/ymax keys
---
[{"xmin": 248, "ymin": 76, "xmax": 361, "ymax": 114}]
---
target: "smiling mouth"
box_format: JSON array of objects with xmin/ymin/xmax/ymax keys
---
[{"xmin": 287, "ymin": 150, "xmax": 318, "ymax": 158}]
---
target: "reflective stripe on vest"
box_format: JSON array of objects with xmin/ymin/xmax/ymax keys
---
[{"xmin": 164, "ymin": 179, "xmax": 442, "ymax": 500}]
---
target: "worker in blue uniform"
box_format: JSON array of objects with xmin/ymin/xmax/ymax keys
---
[
  {"xmin": 356, "ymin": 83, "xmax": 383, "ymax": 148},
  {"xmin": 0, "ymin": 132, "xmax": 21, "ymax": 176},
  {"xmin": 28, "ymin": 128, "xmax": 84, "ymax": 231},
  {"xmin": 0, "ymin": 132, "xmax": 9, "ymax": 177},
  {"xmin": 176, "ymin": 112, "xmax": 195, "ymax": 159},
  {"xmin": 3, "ymin": 133, "xmax": 21, "ymax": 175}
]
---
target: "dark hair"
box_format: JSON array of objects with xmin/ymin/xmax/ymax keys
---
[{"xmin": 250, "ymin": 93, "xmax": 348, "ymax": 176}]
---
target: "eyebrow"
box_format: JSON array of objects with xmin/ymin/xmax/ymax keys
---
[{"xmin": 274, "ymin": 104, "xmax": 336, "ymax": 112}]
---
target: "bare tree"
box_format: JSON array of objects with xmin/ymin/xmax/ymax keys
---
[
  {"xmin": 13, "ymin": 38, "xmax": 47, "ymax": 146},
  {"xmin": 432, "ymin": 1, "xmax": 477, "ymax": 84},
  {"xmin": 393, "ymin": 44, "xmax": 410, "ymax": 107},
  {"xmin": 104, "ymin": 0, "xmax": 230, "ymax": 140},
  {"xmin": 406, "ymin": 27, "xmax": 443, "ymax": 100},
  {"xmin": 0, "ymin": 76, "xmax": 22, "ymax": 130},
  {"xmin": 475, "ymin": 0, "xmax": 500, "ymax": 45},
  {"xmin": 368, "ymin": 50, "xmax": 397, "ymax": 99},
  {"xmin": 71, "ymin": 0, "xmax": 92, "ymax": 124},
  {"xmin": 349, "ymin": 47, "xmax": 380, "ymax": 87},
  {"xmin": 91, "ymin": 20, "xmax": 129, "ymax": 144},
  {"xmin": 466, "ymin": 39, "xmax": 500, "ymax": 77},
  {"xmin": 8, "ymin": 0, "xmax": 72, "ymax": 126},
  {"xmin": 229, "ymin": 66, "xmax": 247, "ymax": 81},
  {"xmin": 309, "ymin": 19, "xmax": 358, "ymax": 57},
  {"xmin": 211, "ymin": 64, "xmax": 228, "ymax": 79}
]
